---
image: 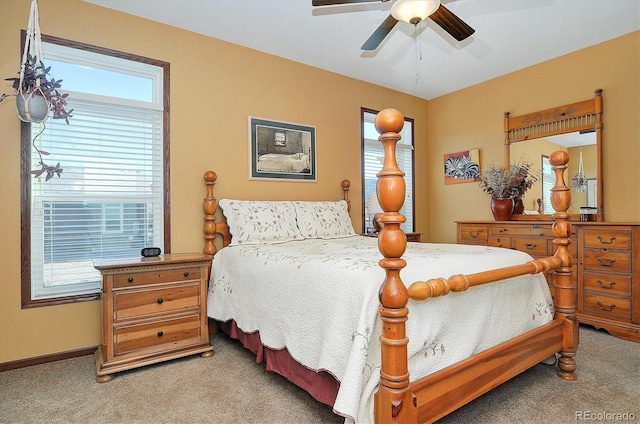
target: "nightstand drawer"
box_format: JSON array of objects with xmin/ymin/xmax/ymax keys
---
[
  {"xmin": 114, "ymin": 283, "xmax": 201, "ymax": 320},
  {"xmin": 114, "ymin": 314, "xmax": 202, "ymax": 356},
  {"xmin": 114, "ymin": 267, "xmax": 201, "ymax": 288},
  {"xmin": 583, "ymin": 229, "xmax": 632, "ymax": 249},
  {"xmin": 583, "ymin": 294, "xmax": 631, "ymax": 320},
  {"xmin": 583, "ymin": 250, "xmax": 631, "ymax": 273},
  {"xmin": 583, "ymin": 272, "xmax": 631, "ymax": 296}
]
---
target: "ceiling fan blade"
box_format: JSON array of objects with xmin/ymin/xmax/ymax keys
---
[
  {"xmin": 429, "ymin": 4, "xmax": 475, "ymax": 41},
  {"xmin": 361, "ymin": 14, "xmax": 399, "ymax": 50},
  {"xmin": 312, "ymin": 0, "xmax": 382, "ymax": 6}
]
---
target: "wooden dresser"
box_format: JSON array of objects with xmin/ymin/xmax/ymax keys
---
[
  {"xmin": 457, "ymin": 221, "xmax": 639, "ymax": 342},
  {"xmin": 94, "ymin": 253, "xmax": 214, "ymax": 382}
]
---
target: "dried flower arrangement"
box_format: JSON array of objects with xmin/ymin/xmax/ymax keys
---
[{"xmin": 478, "ymin": 158, "xmax": 540, "ymax": 200}]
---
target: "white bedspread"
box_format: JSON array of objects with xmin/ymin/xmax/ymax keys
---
[{"xmin": 207, "ymin": 236, "xmax": 553, "ymax": 423}]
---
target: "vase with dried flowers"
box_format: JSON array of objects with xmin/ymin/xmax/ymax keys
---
[{"xmin": 478, "ymin": 158, "xmax": 540, "ymax": 220}]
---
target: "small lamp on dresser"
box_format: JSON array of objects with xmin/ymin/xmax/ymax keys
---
[{"xmin": 367, "ymin": 192, "xmax": 384, "ymax": 233}]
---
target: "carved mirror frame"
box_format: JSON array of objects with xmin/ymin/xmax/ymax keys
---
[{"xmin": 504, "ymin": 89, "xmax": 603, "ymax": 221}]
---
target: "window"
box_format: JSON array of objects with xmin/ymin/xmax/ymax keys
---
[
  {"xmin": 21, "ymin": 34, "xmax": 170, "ymax": 307},
  {"xmin": 361, "ymin": 108, "xmax": 415, "ymax": 233}
]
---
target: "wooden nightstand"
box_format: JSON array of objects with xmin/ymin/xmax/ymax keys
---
[
  {"xmin": 405, "ymin": 232, "xmax": 422, "ymax": 242},
  {"xmin": 362, "ymin": 232, "xmax": 422, "ymax": 242},
  {"xmin": 94, "ymin": 253, "xmax": 214, "ymax": 382}
]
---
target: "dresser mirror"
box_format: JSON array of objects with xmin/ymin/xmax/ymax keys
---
[{"xmin": 504, "ymin": 89, "xmax": 603, "ymax": 221}]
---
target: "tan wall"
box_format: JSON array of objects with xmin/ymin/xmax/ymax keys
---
[
  {"xmin": 428, "ymin": 31, "xmax": 640, "ymax": 242},
  {"xmin": 0, "ymin": 0, "xmax": 428, "ymax": 363}
]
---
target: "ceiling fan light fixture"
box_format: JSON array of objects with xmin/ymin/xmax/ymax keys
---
[{"xmin": 391, "ymin": 0, "xmax": 441, "ymax": 25}]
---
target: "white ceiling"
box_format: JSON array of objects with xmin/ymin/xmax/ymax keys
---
[{"xmin": 83, "ymin": 0, "xmax": 639, "ymax": 100}]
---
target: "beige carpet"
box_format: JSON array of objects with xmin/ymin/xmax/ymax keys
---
[{"xmin": 1, "ymin": 325, "xmax": 638, "ymax": 424}]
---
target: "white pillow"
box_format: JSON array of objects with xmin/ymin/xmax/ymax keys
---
[
  {"xmin": 219, "ymin": 199, "xmax": 304, "ymax": 246},
  {"xmin": 293, "ymin": 200, "xmax": 356, "ymax": 239}
]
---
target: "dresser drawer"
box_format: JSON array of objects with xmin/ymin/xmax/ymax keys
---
[
  {"xmin": 114, "ymin": 314, "xmax": 202, "ymax": 356},
  {"xmin": 490, "ymin": 237, "xmax": 511, "ymax": 248},
  {"xmin": 513, "ymin": 238, "xmax": 548, "ymax": 256},
  {"xmin": 114, "ymin": 267, "xmax": 202, "ymax": 288},
  {"xmin": 583, "ymin": 272, "xmax": 631, "ymax": 296},
  {"xmin": 583, "ymin": 294, "xmax": 631, "ymax": 320},
  {"xmin": 583, "ymin": 229, "xmax": 632, "ymax": 249},
  {"xmin": 459, "ymin": 225, "xmax": 488, "ymax": 243},
  {"xmin": 114, "ymin": 283, "xmax": 201, "ymax": 320},
  {"xmin": 583, "ymin": 250, "xmax": 632, "ymax": 273},
  {"xmin": 491, "ymin": 225, "xmax": 554, "ymax": 238}
]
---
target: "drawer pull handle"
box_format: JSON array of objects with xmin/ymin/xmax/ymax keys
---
[
  {"xmin": 596, "ymin": 280, "xmax": 616, "ymax": 289},
  {"xmin": 524, "ymin": 243, "xmax": 537, "ymax": 250},
  {"xmin": 157, "ymin": 298, "xmax": 164, "ymax": 304},
  {"xmin": 157, "ymin": 331, "xmax": 164, "ymax": 337},
  {"xmin": 128, "ymin": 277, "xmax": 134, "ymax": 283},
  {"xmin": 498, "ymin": 228, "xmax": 507, "ymax": 233},
  {"xmin": 596, "ymin": 258, "xmax": 616, "ymax": 267},
  {"xmin": 184, "ymin": 272, "xmax": 190, "ymax": 277},
  {"xmin": 596, "ymin": 301, "xmax": 616, "ymax": 312},
  {"xmin": 468, "ymin": 231, "xmax": 479, "ymax": 239},
  {"xmin": 597, "ymin": 235, "xmax": 616, "ymax": 245}
]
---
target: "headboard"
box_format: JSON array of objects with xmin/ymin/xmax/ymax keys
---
[{"xmin": 203, "ymin": 171, "xmax": 352, "ymax": 255}]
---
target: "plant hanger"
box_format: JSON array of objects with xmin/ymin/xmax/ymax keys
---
[{"xmin": 17, "ymin": 0, "xmax": 51, "ymax": 123}]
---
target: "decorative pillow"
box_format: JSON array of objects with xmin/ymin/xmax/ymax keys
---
[
  {"xmin": 219, "ymin": 199, "xmax": 304, "ymax": 246},
  {"xmin": 293, "ymin": 200, "xmax": 356, "ymax": 239}
]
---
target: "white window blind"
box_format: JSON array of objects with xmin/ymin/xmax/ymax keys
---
[
  {"xmin": 30, "ymin": 98, "xmax": 164, "ymax": 299},
  {"xmin": 363, "ymin": 112, "xmax": 414, "ymax": 232}
]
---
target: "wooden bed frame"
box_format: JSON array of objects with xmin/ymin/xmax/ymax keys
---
[{"xmin": 202, "ymin": 108, "xmax": 577, "ymax": 423}]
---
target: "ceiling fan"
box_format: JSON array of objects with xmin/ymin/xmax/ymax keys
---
[{"xmin": 312, "ymin": 0, "xmax": 475, "ymax": 50}]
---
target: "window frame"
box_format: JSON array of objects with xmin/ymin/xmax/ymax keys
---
[
  {"xmin": 360, "ymin": 107, "xmax": 415, "ymax": 234},
  {"xmin": 20, "ymin": 33, "xmax": 171, "ymax": 308}
]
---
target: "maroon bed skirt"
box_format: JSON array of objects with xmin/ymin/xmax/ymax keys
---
[{"xmin": 218, "ymin": 320, "xmax": 340, "ymax": 407}]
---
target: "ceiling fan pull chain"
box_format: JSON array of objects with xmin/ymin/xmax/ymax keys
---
[{"xmin": 414, "ymin": 23, "xmax": 422, "ymax": 83}]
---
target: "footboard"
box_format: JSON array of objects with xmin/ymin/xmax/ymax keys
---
[{"xmin": 372, "ymin": 109, "xmax": 577, "ymax": 423}]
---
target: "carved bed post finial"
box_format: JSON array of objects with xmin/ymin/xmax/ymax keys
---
[
  {"xmin": 341, "ymin": 179, "xmax": 351, "ymax": 212},
  {"xmin": 203, "ymin": 171, "xmax": 218, "ymax": 255},
  {"xmin": 549, "ymin": 151, "xmax": 578, "ymax": 380},
  {"xmin": 372, "ymin": 108, "xmax": 416, "ymax": 422}
]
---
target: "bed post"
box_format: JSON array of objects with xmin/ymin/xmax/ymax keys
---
[
  {"xmin": 373, "ymin": 109, "xmax": 417, "ymax": 423},
  {"xmin": 342, "ymin": 179, "xmax": 351, "ymax": 212},
  {"xmin": 549, "ymin": 151, "xmax": 579, "ymax": 380},
  {"xmin": 203, "ymin": 171, "xmax": 219, "ymax": 255}
]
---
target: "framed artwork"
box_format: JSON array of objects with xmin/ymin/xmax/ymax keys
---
[
  {"xmin": 249, "ymin": 117, "xmax": 316, "ymax": 181},
  {"xmin": 444, "ymin": 148, "xmax": 480, "ymax": 184}
]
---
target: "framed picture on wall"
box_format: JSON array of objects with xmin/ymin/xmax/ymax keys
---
[
  {"xmin": 249, "ymin": 117, "xmax": 316, "ymax": 181},
  {"xmin": 443, "ymin": 148, "xmax": 480, "ymax": 184}
]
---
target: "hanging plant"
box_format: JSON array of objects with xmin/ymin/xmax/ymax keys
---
[
  {"xmin": 0, "ymin": 0, "xmax": 72, "ymax": 181},
  {"xmin": 571, "ymin": 150, "xmax": 588, "ymax": 192}
]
